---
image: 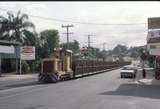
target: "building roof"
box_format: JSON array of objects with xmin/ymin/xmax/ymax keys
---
[{"xmin": 0, "ymin": 40, "xmax": 22, "ymax": 46}]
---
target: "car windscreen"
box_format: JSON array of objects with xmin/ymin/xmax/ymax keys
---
[{"xmin": 122, "ymin": 67, "xmax": 134, "ymax": 70}]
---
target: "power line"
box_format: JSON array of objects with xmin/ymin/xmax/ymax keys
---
[{"xmin": 0, "ymin": 7, "xmax": 147, "ymax": 26}]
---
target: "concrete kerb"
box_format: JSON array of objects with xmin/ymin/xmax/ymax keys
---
[{"xmin": 0, "ymin": 73, "xmax": 38, "ymax": 82}]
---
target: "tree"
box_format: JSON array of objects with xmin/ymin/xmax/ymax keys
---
[
  {"xmin": 145, "ymin": 51, "xmax": 155, "ymax": 67},
  {"xmin": 128, "ymin": 46, "xmax": 139, "ymax": 58},
  {"xmin": 22, "ymin": 30, "xmax": 39, "ymax": 46},
  {"xmin": 82, "ymin": 47, "xmax": 101, "ymax": 60},
  {"xmin": 60, "ymin": 40, "xmax": 80, "ymax": 53},
  {"xmin": 0, "ymin": 11, "xmax": 35, "ymax": 45},
  {"xmin": 39, "ymin": 29, "xmax": 59, "ymax": 58},
  {"xmin": 140, "ymin": 49, "xmax": 147, "ymax": 60},
  {"xmin": 0, "ymin": 11, "xmax": 38, "ymax": 74},
  {"xmin": 112, "ymin": 44, "xmax": 128, "ymax": 57}
]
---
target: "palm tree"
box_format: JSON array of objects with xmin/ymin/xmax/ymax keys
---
[{"xmin": 0, "ymin": 11, "xmax": 36, "ymax": 45}]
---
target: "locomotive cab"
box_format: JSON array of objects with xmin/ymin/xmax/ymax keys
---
[{"xmin": 39, "ymin": 48, "xmax": 73, "ymax": 83}]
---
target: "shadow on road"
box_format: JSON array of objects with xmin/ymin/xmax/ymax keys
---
[
  {"xmin": 0, "ymin": 82, "xmax": 42, "ymax": 90},
  {"xmin": 0, "ymin": 81, "xmax": 57, "ymax": 90},
  {"xmin": 99, "ymin": 83, "xmax": 160, "ymax": 99},
  {"xmin": 5, "ymin": 82, "xmax": 40, "ymax": 88},
  {"xmin": 1, "ymin": 77, "xmax": 82, "ymax": 90}
]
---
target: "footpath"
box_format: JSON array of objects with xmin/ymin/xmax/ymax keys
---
[
  {"xmin": 0, "ymin": 73, "xmax": 38, "ymax": 90},
  {"xmin": 135, "ymin": 68, "xmax": 160, "ymax": 85}
]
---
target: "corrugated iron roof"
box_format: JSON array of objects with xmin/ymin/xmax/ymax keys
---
[{"xmin": 0, "ymin": 40, "xmax": 22, "ymax": 46}]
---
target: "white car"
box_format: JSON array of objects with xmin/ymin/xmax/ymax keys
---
[{"xmin": 120, "ymin": 66, "xmax": 137, "ymax": 78}]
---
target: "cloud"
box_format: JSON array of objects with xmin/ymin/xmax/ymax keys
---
[{"xmin": 0, "ymin": 1, "xmax": 160, "ymax": 49}]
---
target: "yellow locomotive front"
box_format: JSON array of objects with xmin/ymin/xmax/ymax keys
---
[{"xmin": 38, "ymin": 48, "xmax": 73, "ymax": 83}]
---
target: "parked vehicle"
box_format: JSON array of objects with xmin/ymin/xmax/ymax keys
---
[{"xmin": 120, "ymin": 66, "xmax": 137, "ymax": 78}]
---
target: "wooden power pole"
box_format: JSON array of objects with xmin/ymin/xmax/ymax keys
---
[{"xmin": 62, "ymin": 24, "xmax": 74, "ymax": 49}]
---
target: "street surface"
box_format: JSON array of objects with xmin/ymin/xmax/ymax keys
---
[
  {"xmin": 0, "ymin": 68, "xmax": 160, "ymax": 109},
  {"xmin": 0, "ymin": 74, "xmax": 38, "ymax": 90}
]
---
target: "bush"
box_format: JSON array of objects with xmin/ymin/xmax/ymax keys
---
[
  {"xmin": 35, "ymin": 60, "xmax": 41, "ymax": 72},
  {"xmin": 21, "ymin": 60, "xmax": 30, "ymax": 74}
]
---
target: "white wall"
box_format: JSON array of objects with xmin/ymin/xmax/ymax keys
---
[
  {"xmin": 0, "ymin": 45, "xmax": 14, "ymax": 54},
  {"xmin": 147, "ymin": 43, "xmax": 160, "ymax": 56}
]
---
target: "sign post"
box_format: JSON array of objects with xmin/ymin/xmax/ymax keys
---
[
  {"xmin": 147, "ymin": 17, "xmax": 160, "ymax": 56},
  {"xmin": 0, "ymin": 55, "xmax": 1, "ymax": 77},
  {"xmin": 20, "ymin": 58, "xmax": 22, "ymax": 75},
  {"xmin": 20, "ymin": 46, "xmax": 35, "ymax": 74},
  {"xmin": 147, "ymin": 17, "xmax": 160, "ymax": 79}
]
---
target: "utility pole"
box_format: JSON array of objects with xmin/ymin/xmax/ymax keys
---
[
  {"xmin": 62, "ymin": 24, "xmax": 74, "ymax": 49},
  {"xmin": 102, "ymin": 42, "xmax": 107, "ymax": 62},
  {"xmin": 103, "ymin": 42, "xmax": 107, "ymax": 51},
  {"xmin": 88, "ymin": 35, "xmax": 90, "ymax": 48},
  {"xmin": 87, "ymin": 35, "xmax": 94, "ymax": 48},
  {"xmin": 87, "ymin": 34, "xmax": 94, "ymax": 60}
]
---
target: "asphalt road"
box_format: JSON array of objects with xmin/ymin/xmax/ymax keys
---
[
  {"xmin": 0, "ymin": 68, "xmax": 160, "ymax": 109},
  {"xmin": 0, "ymin": 74, "xmax": 38, "ymax": 90}
]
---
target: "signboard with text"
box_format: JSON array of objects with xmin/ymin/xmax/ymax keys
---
[
  {"xmin": 147, "ymin": 43, "xmax": 160, "ymax": 56},
  {"xmin": 148, "ymin": 17, "xmax": 160, "ymax": 29},
  {"xmin": 147, "ymin": 17, "xmax": 160, "ymax": 56},
  {"xmin": 20, "ymin": 46, "xmax": 35, "ymax": 60},
  {"xmin": 147, "ymin": 30, "xmax": 160, "ymax": 43}
]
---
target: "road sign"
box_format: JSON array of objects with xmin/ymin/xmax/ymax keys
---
[
  {"xmin": 147, "ymin": 17, "xmax": 160, "ymax": 56},
  {"xmin": 20, "ymin": 46, "xmax": 35, "ymax": 60},
  {"xmin": 147, "ymin": 30, "xmax": 160, "ymax": 43},
  {"xmin": 147, "ymin": 43, "xmax": 160, "ymax": 56}
]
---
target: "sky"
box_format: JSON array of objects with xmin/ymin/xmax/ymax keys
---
[{"xmin": 0, "ymin": 1, "xmax": 160, "ymax": 50}]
